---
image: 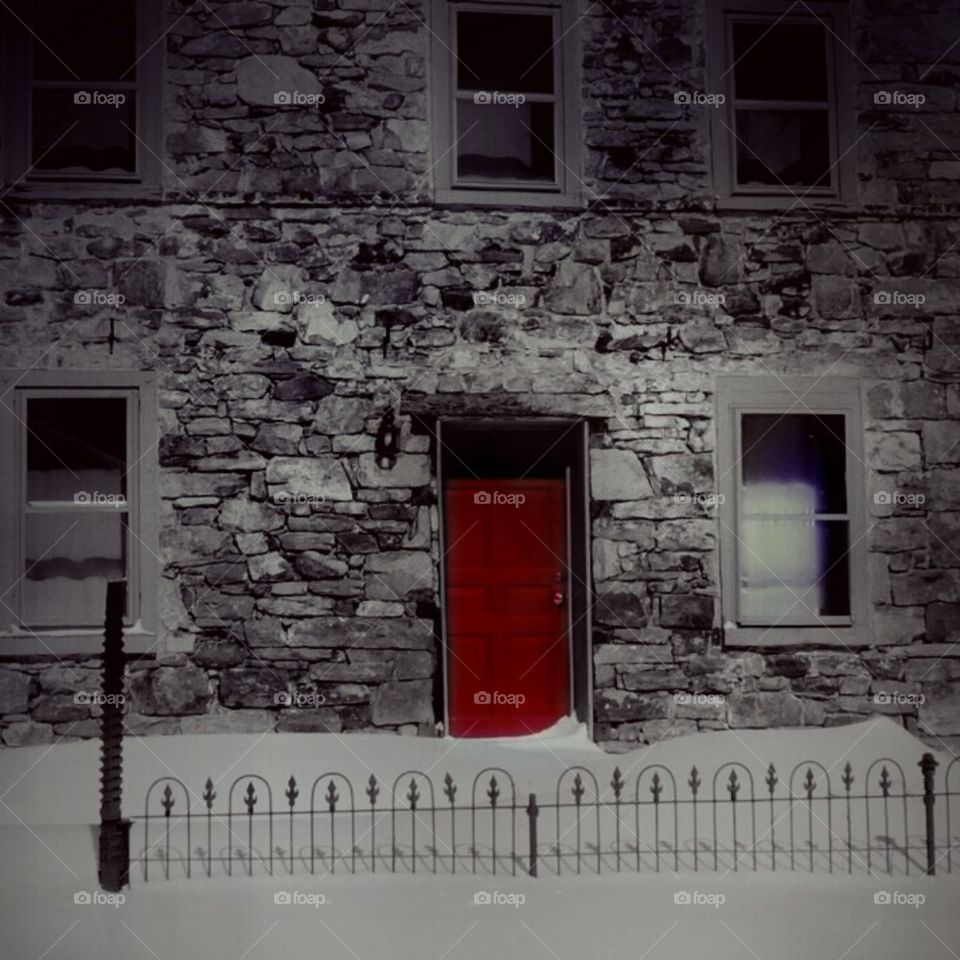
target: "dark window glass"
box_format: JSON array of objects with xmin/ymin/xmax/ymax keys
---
[
  {"xmin": 32, "ymin": 90, "xmax": 137, "ymax": 174},
  {"xmin": 32, "ymin": 0, "xmax": 137, "ymax": 82},
  {"xmin": 732, "ymin": 22, "xmax": 828, "ymax": 102},
  {"xmin": 735, "ymin": 109, "xmax": 831, "ymax": 187},
  {"xmin": 29, "ymin": 0, "xmax": 138, "ymax": 177},
  {"xmin": 456, "ymin": 11, "xmax": 554, "ymax": 94},
  {"xmin": 730, "ymin": 19, "xmax": 833, "ymax": 191},
  {"xmin": 27, "ymin": 397, "xmax": 127, "ymax": 501},
  {"xmin": 456, "ymin": 100, "xmax": 555, "ymax": 181},
  {"xmin": 740, "ymin": 413, "xmax": 847, "ymax": 514}
]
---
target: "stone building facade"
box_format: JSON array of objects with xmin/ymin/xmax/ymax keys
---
[{"xmin": 0, "ymin": 0, "xmax": 958, "ymax": 752}]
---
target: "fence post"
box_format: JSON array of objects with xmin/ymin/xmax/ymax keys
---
[
  {"xmin": 98, "ymin": 580, "xmax": 131, "ymax": 892},
  {"xmin": 920, "ymin": 752, "xmax": 938, "ymax": 876},
  {"xmin": 526, "ymin": 793, "xmax": 539, "ymax": 878}
]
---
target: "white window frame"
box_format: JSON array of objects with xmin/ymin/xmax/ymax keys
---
[
  {"xmin": 706, "ymin": 0, "xmax": 856, "ymax": 209},
  {"xmin": 715, "ymin": 377, "xmax": 873, "ymax": 648},
  {"xmin": 0, "ymin": 370, "xmax": 158, "ymax": 654},
  {"xmin": 430, "ymin": 0, "xmax": 583, "ymax": 208},
  {"xmin": 1, "ymin": 0, "xmax": 165, "ymax": 198}
]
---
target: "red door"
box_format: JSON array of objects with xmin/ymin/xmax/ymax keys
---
[{"xmin": 444, "ymin": 478, "xmax": 570, "ymax": 737}]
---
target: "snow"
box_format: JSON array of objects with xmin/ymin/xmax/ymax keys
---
[
  {"xmin": 0, "ymin": 714, "xmax": 943, "ymax": 827},
  {"xmin": 1, "ymin": 718, "xmax": 958, "ymax": 959},
  {"xmin": 466, "ymin": 713, "xmax": 599, "ymax": 751},
  {"xmin": 0, "ymin": 826, "xmax": 957, "ymax": 960}
]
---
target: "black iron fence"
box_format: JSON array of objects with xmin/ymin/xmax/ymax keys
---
[{"xmin": 136, "ymin": 753, "xmax": 959, "ymax": 882}]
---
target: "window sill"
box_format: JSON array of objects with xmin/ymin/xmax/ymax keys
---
[
  {"xmin": 434, "ymin": 187, "xmax": 584, "ymax": 210},
  {"xmin": 712, "ymin": 193, "xmax": 856, "ymax": 213},
  {"xmin": 0, "ymin": 627, "xmax": 157, "ymax": 657},
  {"xmin": 723, "ymin": 626, "xmax": 882, "ymax": 649},
  {"xmin": 3, "ymin": 181, "xmax": 164, "ymax": 203}
]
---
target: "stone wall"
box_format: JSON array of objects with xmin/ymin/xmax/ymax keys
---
[{"xmin": 0, "ymin": 0, "xmax": 958, "ymax": 751}]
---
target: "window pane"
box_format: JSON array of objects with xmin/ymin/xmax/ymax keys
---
[
  {"xmin": 735, "ymin": 109, "xmax": 831, "ymax": 188},
  {"xmin": 739, "ymin": 518, "xmax": 850, "ymax": 621},
  {"xmin": 32, "ymin": 90, "xmax": 137, "ymax": 175},
  {"xmin": 456, "ymin": 11, "xmax": 554, "ymax": 94},
  {"xmin": 23, "ymin": 512, "xmax": 128, "ymax": 626},
  {"xmin": 732, "ymin": 22, "xmax": 828, "ymax": 102},
  {"xmin": 27, "ymin": 397, "xmax": 127, "ymax": 502},
  {"xmin": 740, "ymin": 413, "xmax": 847, "ymax": 514},
  {"xmin": 33, "ymin": 0, "xmax": 137, "ymax": 82},
  {"xmin": 457, "ymin": 100, "xmax": 555, "ymax": 181}
]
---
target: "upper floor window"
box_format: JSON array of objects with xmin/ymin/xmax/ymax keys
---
[
  {"xmin": 430, "ymin": 0, "xmax": 582, "ymax": 207},
  {"xmin": 2, "ymin": 0, "xmax": 163, "ymax": 192},
  {"xmin": 0, "ymin": 371, "xmax": 158, "ymax": 654},
  {"xmin": 715, "ymin": 378, "xmax": 870, "ymax": 647},
  {"xmin": 707, "ymin": 1, "xmax": 853, "ymax": 206}
]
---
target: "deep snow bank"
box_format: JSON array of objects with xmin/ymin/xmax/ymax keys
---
[{"xmin": 0, "ymin": 716, "xmax": 946, "ymax": 827}]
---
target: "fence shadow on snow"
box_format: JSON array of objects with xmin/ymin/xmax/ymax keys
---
[{"xmin": 137, "ymin": 753, "xmax": 958, "ymax": 882}]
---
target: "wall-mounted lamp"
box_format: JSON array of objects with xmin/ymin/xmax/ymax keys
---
[{"xmin": 375, "ymin": 409, "xmax": 399, "ymax": 469}]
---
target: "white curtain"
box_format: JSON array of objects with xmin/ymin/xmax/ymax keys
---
[{"xmin": 740, "ymin": 481, "xmax": 821, "ymax": 623}]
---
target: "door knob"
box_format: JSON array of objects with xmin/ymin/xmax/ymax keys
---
[{"xmin": 553, "ymin": 591, "xmax": 565, "ymax": 606}]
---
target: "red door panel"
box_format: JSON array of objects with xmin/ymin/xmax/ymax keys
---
[{"xmin": 445, "ymin": 478, "xmax": 569, "ymax": 737}]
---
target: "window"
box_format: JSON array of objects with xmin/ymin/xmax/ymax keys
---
[
  {"xmin": 430, "ymin": 0, "xmax": 582, "ymax": 206},
  {"xmin": 2, "ymin": 0, "xmax": 164, "ymax": 192},
  {"xmin": 715, "ymin": 378, "xmax": 870, "ymax": 647},
  {"xmin": 707, "ymin": 1, "xmax": 854, "ymax": 206},
  {"xmin": 0, "ymin": 372, "xmax": 157, "ymax": 653}
]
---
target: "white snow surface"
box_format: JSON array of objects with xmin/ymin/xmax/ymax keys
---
[
  {"xmin": 0, "ymin": 715, "xmax": 944, "ymax": 827},
  {"xmin": 1, "ymin": 719, "xmax": 958, "ymax": 960}
]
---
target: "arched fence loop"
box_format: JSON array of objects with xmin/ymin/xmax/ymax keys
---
[
  {"xmin": 307, "ymin": 774, "xmax": 356, "ymax": 876},
  {"xmin": 143, "ymin": 777, "xmax": 191, "ymax": 882},
  {"xmin": 469, "ymin": 768, "xmax": 518, "ymax": 877},
  {"xmin": 711, "ymin": 763, "xmax": 757, "ymax": 872},
  {"xmin": 390, "ymin": 771, "xmax": 437, "ymax": 875},
  {"xmin": 633, "ymin": 765, "xmax": 679, "ymax": 874},
  {"xmin": 226, "ymin": 775, "xmax": 273, "ymax": 878},
  {"xmin": 136, "ymin": 752, "xmax": 949, "ymax": 882},
  {"xmin": 553, "ymin": 767, "xmax": 601, "ymax": 875},
  {"xmin": 787, "ymin": 762, "xmax": 833, "ymax": 874},
  {"xmin": 864, "ymin": 758, "xmax": 910, "ymax": 876}
]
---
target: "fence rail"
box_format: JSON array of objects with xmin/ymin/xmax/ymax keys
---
[{"xmin": 136, "ymin": 753, "xmax": 959, "ymax": 882}]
